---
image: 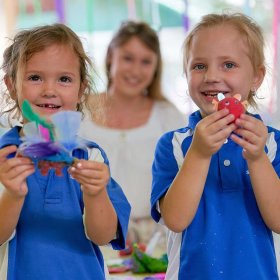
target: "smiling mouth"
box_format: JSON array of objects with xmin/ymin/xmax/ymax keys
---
[
  {"xmin": 37, "ymin": 104, "xmax": 61, "ymax": 109},
  {"xmin": 203, "ymin": 91, "xmax": 227, "ymax": 101}
]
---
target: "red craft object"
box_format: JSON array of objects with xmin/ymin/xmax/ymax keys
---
[{"xmin": 217, "ymin": 96, "xmax": 245, "ymax": 121}]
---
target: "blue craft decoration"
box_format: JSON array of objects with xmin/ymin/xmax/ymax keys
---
[{"xmin": 18, "ymin": 100, "xmax": 86, "ymax": 166}]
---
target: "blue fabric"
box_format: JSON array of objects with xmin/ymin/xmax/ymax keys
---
[
  {"xmin": 0, "ymin": 126, "xmax": 131, "ymax": 280},
  {"xmin": 151, "ymin": 110, "xmax": 280, "ymax": 280}
]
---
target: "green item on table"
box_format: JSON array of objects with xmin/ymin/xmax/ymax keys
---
[{"xmin": 131, "ymin": 244, "xmax": 168, "ymax": 273}]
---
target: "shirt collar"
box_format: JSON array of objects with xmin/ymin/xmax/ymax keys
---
[
  {"xmin": 188, "ymin": 110, "xmax": 203, "ymax": 130},
  {"xmin": 0, "ymin": 126, "xmax": 21, "ymax": 148}
]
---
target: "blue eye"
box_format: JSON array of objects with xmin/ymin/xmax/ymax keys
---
[{"xmin": 224, "ymin": 62, "xmax": 235, "ymax": 69}]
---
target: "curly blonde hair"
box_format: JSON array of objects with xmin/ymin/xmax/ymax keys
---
[{"xmin": 1, "ymin": 23, "xmax": 96, "ymax": 126}]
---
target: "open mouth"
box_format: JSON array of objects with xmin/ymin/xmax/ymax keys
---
[
  {"xmin": 36, "ymin": 104, "xmax": 61, "ymax": 109},
  {"xmin": 203, "ymin": 91, "xmax": 228, "ymax": 101}
]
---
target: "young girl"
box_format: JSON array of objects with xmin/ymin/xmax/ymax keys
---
[
  {"xmin": 151, "ymin": 13, "xmax": 280, "ymax": 279},
  {"xmin": 0, "ymin": 23, "xmax": 130, "ymax": 280}
]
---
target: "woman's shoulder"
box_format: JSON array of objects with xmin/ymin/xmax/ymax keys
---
[
  {"xmin": 155, "ymin": 100, "xmax": 183, "ymax": 116},
  {"xmin": 153, "ymin": 100, "xmax": 186, "ymax": 129}
]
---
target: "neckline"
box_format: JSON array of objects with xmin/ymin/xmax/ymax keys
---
[{"xmin": 89, "ymin": 102, "xmax": 159, "ymax": 133}]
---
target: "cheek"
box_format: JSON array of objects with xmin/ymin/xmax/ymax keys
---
[
  {"xmin": 145, "ymin": 68, "xmax": 156, "ymax": 83},
  {"xmin": 187, "ymin": 75, "xmax": 199, "ymax": 91},
  {"xmin": 109, "ymin": 62, "xmax": 121, "ymax": 80}
]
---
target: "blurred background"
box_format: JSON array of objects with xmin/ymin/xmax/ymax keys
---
[{"xmin": 0, "ymin": 0, "xmax": 279, "ymax": 131}]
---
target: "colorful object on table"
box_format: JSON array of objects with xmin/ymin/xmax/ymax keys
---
[
  {"xmin": 143, "ymin": 273, "xmax": 166, "ymax": 280},
  {"xmin": 107, "ymin": 258, "xmax": 133, "ymax": 274},
  {"xmin": 119, "ymin": 241, "xmax": 146, "ymax": 257},
  {"xmin": 119, "ymin": 240, "xmax": 133, "ymax": 256},
  {"xmin": 131, "ymin": 244, "xmax": 168, "ymax": 274},
  {"xmin": 18, "ymin": 100, "xmax": 86, "ymax": 175},
  {"xmin": 212, "ymin": 93, "xmax": 247, "ymax": 123}
]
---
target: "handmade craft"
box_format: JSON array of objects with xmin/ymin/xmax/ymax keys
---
[
  {"xmin": 212, "ymin": 93, "xmax": 247, "ymax": 122},
  {"xmin": 131, "ymin": 244, "xmax": 168, "ymax": 274},
  {"xmin": 18, "ymin": 100, "xmax": 86, "ymax": 175}
]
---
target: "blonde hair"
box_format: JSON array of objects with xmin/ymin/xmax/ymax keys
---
[
  {"xmin": 105, "ymin": 20, "xmax": 165, "ymax": 100},
  {"xmin": 183, "ymin": 12, "xmax": 265, "ymax": 108},
  {"xmin": 1, "ymin": 23, "xmax": 96, "ymax": 125}
]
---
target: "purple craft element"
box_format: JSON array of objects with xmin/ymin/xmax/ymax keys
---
[{"xmin": 20, "ymin": 142, "xmax": 62, "ymax": 158}]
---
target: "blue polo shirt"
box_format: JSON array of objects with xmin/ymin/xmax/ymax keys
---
[
  {"xmin": 0, "ymin": 126, "xmax": 131, "ymax": 280},
  {"xmin": 151, "ymin": 110, "xmax": 280, "ymax": 280}
]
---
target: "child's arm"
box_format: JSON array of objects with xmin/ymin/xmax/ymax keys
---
[
  {"xmin": 231, "ymin": 114, "xmax": 280, "ymax": 233},
  {"xmin": 0, "ymin": 145, "xmax": 34, "ymax": 244},
  {"xmin": 69, "ymin": 160, "xmax": 118, "ymax": 245},
  {"xmin": 160, "ymin": 110, "xmax": 236, "ymax": 232}
]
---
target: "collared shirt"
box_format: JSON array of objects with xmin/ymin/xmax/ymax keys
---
[
  {"xmin": 151, "ymin": 110, "xmax": 280, "ymax": 280},
  {"xmin": 0, "ymin": 126, "xmax": 131, "ymax": 280}
]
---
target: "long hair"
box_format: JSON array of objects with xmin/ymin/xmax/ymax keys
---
[{"xmin": 105, "ymin": 21, "xmax": 165, "ymax": 100}]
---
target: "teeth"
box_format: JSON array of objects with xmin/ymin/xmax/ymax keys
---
[
  {"xmin": 38, "ymin": 104, "xmax": 59, "ymax": 108},
  {"xmin": 205, "ymin": 91, "xmax": 224, "ymax": 96}
]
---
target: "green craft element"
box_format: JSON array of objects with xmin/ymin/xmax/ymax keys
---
[
  {"xmin": 22, "ymin": 99, "xmax": 54, "ymax": 141},
  {"xmin": 132, "ymin": 244, "xmax": 168, "ymax": 273}
]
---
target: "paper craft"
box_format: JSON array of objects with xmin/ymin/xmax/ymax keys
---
[
  {"xmin": 107, "ymin": 258, "xmax": 132, "ymax": 274},
  {"xmin": 143, "ymin": 273, "xmax": 166, "ymax": 280},
  {"xmin": 212, "ymin": 93, "xmax": 247, "ymax": 123},
  {"xmin": 131, "ymin": 244, "xmax": 168, "ymax": 274},
  {"xmin": 18, "ymin": 100, "xmax": 86, "ymax": 175}
]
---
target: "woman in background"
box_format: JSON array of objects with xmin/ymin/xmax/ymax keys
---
[{"xmin": 80, "ymin": 21, "xmax": 185, "ymax": 247}]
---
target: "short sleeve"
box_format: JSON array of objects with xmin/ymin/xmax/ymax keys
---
[
  {"xmin": 266, "ymin": 128, "xmax": 280, "ymax": 177},
  {"xmin": 150, "ymin": 131, "xmax": 182, "ymax": 223},
  {"xmin": 85, "ymin": 143, "xmax": 131, "ymax": 250},
  {"xmin": 107, "ymin": 178, "xmax": 131, "ymax": 250}
]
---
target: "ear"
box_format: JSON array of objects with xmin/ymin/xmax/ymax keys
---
[
  {"xmin": 4, "ymin": 75, "xmax": 17, "ymax": 100},
  {"xmin": 242, "ymin": 100, "xmax": 248, "ymax": 109},
  {"xmin": 252, "ymin": 65, "xmax": 265, "ymax": 90},
  {"xmin": 78, "ymin": 82, "xmax": 87, "ymax": 103}
]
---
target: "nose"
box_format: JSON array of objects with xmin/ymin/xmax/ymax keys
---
[
  {"xmin": 204, "ymin": 66, "xmax": 221, "ymax": 83},
  {"xmin": 130, "ymin": 64, "xmax": 141, "ymax": 76},
  {"xmin": 41, "ymin": 81, "xmax": 57, "ymax": 97}
]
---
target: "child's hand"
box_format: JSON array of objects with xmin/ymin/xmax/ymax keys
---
[
  {"xmin": 69, "ymin": 160, "xmax": 110, "ymax": 196},
  {"xmin": 230, "ymin": 114, "xmax": 268, "ymax": 161},
  {"xmin": 191, "ymin": 109, "xmax": 237, "ymax": 158},
  {"xmin": 0, "ymin": 145, "xmax": 34, "ymax": 198}
]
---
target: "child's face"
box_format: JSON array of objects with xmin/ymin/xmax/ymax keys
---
[
  {"xmin": 109, "ymin": 36, "xmax": 158, "ymax": 97},
  {"xmin": 17, "ymin": 44, "xmax": 83, "ymax": 122},
  {"xmin": 185, "ymin": 24, "xmax": 264, "ymax": 117}
]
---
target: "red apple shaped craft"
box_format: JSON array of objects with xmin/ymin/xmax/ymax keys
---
[{"xmin": 213, "ymin": 93, "xmax": 247, "ymax": 123}]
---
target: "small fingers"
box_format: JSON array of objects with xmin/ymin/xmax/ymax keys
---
[
  {"xmin": 1, "ymin": 162, "xmax": 34, "ymax": 181},
  {"xmin": 236, "ymin": 114, "xmax": 267, "ymax": 137},
  {"xmin": 69, "ymin": 160, "xmax": 109, "ymax": 187},
  {"xmin": 0, "ymin": 145, "xmax": 18, "ymax": 162}
]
